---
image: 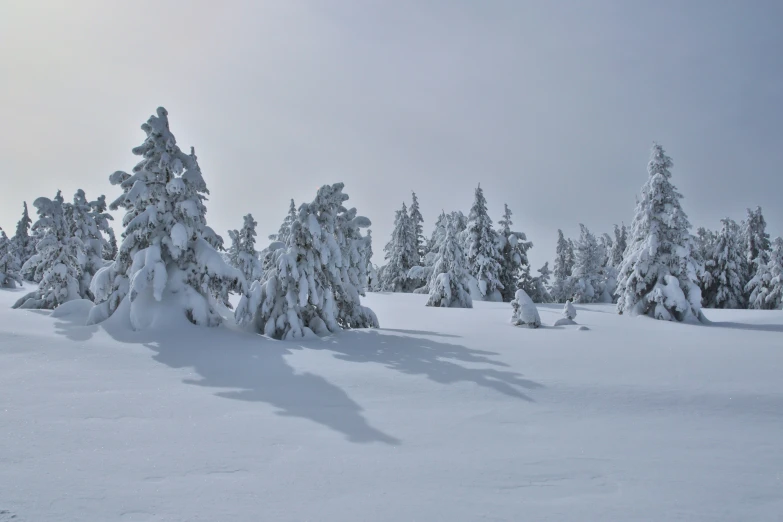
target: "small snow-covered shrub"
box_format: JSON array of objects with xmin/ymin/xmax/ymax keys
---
[{"xmin": 510, "ymin": 289, "xmax": 540, "ymax": 328}]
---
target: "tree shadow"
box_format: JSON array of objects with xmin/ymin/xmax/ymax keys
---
[
  {"xmin": 378, "ymin": 328, "xmax": 462, "ymax": 339},
  {"xmin": 303, "ymin": 329, "xmax": 544, "ymax": 402},
  {"xmin": 707, "ymin": 321, "xmax": 783, "ymax": 333}
]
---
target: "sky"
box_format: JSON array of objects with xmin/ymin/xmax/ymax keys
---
[{"xmin": 1, "ymin": 0, "xmax": 781, "ymax": 269}]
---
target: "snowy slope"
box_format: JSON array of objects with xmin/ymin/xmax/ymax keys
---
[{"xmin": 1, "ymin": 286, "xmax": 782, "ymax": 521}]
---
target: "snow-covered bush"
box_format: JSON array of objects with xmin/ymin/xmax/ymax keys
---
[
  {"xmin": 615, "ymin": 144, "xmax": 704, "ymax": 323},
  {"xmin": 510, "ymin": 289, "xmax": 540, "ymax": 328},
  {"xmin": 14, "ymin": 193, "xmax": 84, "ymax": 309},
  {"xmin": 425, "ymin": 216, "xmax": 472, "ymax": 308},
  {"xmin": 465, "ymin": 184, "xmax": 504, "ymax": 301},
  {"xmin": 563, "ymin": 300, "xmax": 577, "ymax": 320},
  {"xmin": 235, "ymin": 183, "xmax": 378, "ymax": 339},
  {"xmin": 496, "ymin": 204, "xmax": 533, "ymax": 302},
  {"xmin": 87, "ymin": 107, "xmax": 244, "ymax": 329},
  {"xmin": 0, "ymin": 228, "xmax": 22, "ymax": 289}
]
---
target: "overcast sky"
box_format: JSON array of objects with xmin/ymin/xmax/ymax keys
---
[{"xmin": 1, "ymin": 0, "xmax": 781, "ymax": 269}]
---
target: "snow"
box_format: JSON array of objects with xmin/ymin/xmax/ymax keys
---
[{"xmin": 1, "ymin": 287, "xmax": 783, "ymax": 521}]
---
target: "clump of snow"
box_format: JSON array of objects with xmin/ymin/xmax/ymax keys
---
[
  {"xmin": 563, "ymin": 300, "xmax": 577, "ymax": 320},
  {"xmin": 510, "ymin": 289, "xmax": 541, "ymax": 328}
]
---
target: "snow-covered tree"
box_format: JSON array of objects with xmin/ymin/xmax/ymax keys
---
[
  {"xmin": 87, "ymin": 107, "xmax": 244, "ymax": 329},
  {"xmin": 425, "ymin": 215, "xmax": 472, "ymax": 308},
  {"xmin": 0, "ymin": 228, "xmax": 22, "ymax": 289},
  {"xmin": 762, "ymin": 237, "xmax": 783, "ymax": 310},
  {"xmin": 568, "ymin": 224, "xmax": 605, "ymax": 303},
  {"xmin": 510, "ymin": 289, "xmax": 541, "ymax": 328},
  {"xmin": 527, "ymin": 262, "xmax": 553, "ymax": 303},
  {"xmin": 361, "ymin": 229, "xmax": 374, "ymax": 292},
  {"xmin": 89, "ymin": 195, "xmax": 117, "ymax": 261},
  {"xmin": 270, "ymin": 199, "xmax": 297, "ymax": 244},
  {"xmin": 551, "ymin": 229, "xmax": 574, "ymax": 302},
  {"xmin": 14, "ymin": 192, "xmax": 84, "ymax": 309},
  {"xmin": 334, "ymin": 203, "xmax": 375, "ymax": 325},
  {"xmin": 11, "ymin": 202, "xmax": 35, "ymax": 271},
  {"xmin": 615, "ymin": 144, "xmax": 704, "ymax": 322},
  {"xmin": 741, "ymin": 207, "xmax": 770, "ymax": 304},
  {"xmin": 610, "ymin": 223, "xmax": 627, "ymax": 268},
  {"xmin": 465, "ymin": 185, "xmax": 504, "ymax": 301},
  {"xmin": 703, "ymin": 218, "xmax": 746, "ymax": 309},
  {"xmin": 496, "ymin": 203, "xmax": 533, "ymax": 302},
  {"xmin": 409, "ymin": 191, "xmax": 425, "ymax": 263},
  {"xmin": 380, "ymin": 202, "xmax": 417, "ymax": 292},
  {"xmin": 235, "ymin": 183, "xmax": 378, "ymax": 339},
  {"xmin": 70, "ymin": 189, "xmax": 113, "ymax": 299},
  {"xmin": 232, "ymin": 214, "xmax": 263, "ymax": 283}
]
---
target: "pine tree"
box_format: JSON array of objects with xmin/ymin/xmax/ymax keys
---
[
  {"xmin": 496, "ymin": 204, "xmax": 533, "ymax": 302},
  {"xmin": 234, "ymin": 214, "xmax": 263, "ymax": 283},
  {"xmin": 465, "ymin": 184, "xmax": 503, "ymax": 301},
  {"xmin": 426, "ymin": 215, "xmax": 472, "ymax": 308},
  {"xmin": 703, "ymin": 218, "xmax": 746, "ymax": 309},
  {"xmin": 14, "ymin": 192, "xmax": 84, "ymax": 309},
  {"xmin": 88, "ymin": 107, "xmax": 244, "ymax": 328},
  {"xmin": 610, "ymin": 223, "xmax": 627, "ymax": 267},
  {"xmin": 551, "ymin": 229, "xmax": 573, "ymax": 303},
  {"xmin": 0, "ymin": 228, "xmax": 22, "ymax": 289},
  {"xmin": 569, "ymin": 224, "xmax": 604, "ymax": 303},
  {"xmin": 742, "ymin": 207, "xmax": 771, "ymax": 305},
  {"xmin": 235, "ymin": 183, "xmax": 378, "ymax": 339},
  {"xmin": 616, "ymin": 144, "xmax": 704, "ymax": 322},
  {"xmin": 89, "ymin": 195, "xmax": 117, "ymax": 261},
  {"xmin": 380, "ymin": 202, "xmax": 417, "ymax": 292},
  {"xmin": 409, "ymin": 191, "xmax": 425, "ymax": 263},
  {"xmin": 763, "ymin": 237, "xmax": 783, "ymax": 309},
  {"xmin": 270, "ymin": 199, "xmax": 297, "ymax": 244},
  {"xmin": 11, "ymin": 202, "xmax": 35, "ymax": 271},
  {"xmin": 527, "ymin": 262, "xmax": 553, "ymax": 303},
  {"xmin": 70, "ymin": 189, "xmax": 112, "ymax": 299}
]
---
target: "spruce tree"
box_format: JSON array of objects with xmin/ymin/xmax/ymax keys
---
[
  {"xmin": 70, "ymin": 189, "xmax": 112, "ymax": 299},
  {"xmin": 88, "ymin": 107, "xmax": 244, "ymax": 328},
  {"xmin": 465, "ymin": 184, "xmax": 503, "ymax": 300},
  {"xmin": 11, "ymin": 202, "xmax": 35, "ymax": 271},
  {"xmin": 426, "ymin": 215, "xmax": 472, "ymax": 308},
  {"xmin": 496, "ymin": 204, "xmax": 533, "ymax": 302},
  {"xmin": 742, "ymin": 207, "xmax": 770, "ymax": 305},
  {"xmin": 409, "ymin": 191, "xmax": 425, "ymax": 263},
  {"xmin": 551, "ymin": 229, "xmax": 573, "ymax": 303},
  {"xmin": 380, "ymin": 202, "xmax": 417, "ymax": 292},
  {"xmin": 14, "ymin": 192, "xmax": 84, "ymax": 309},
  {"xmin": 703, "ymin": 218, "xmax": 746, "ymax": 309},
  {"xmin": 0, "ymin": 228, "xmax": 22, "ymax": 289},
  {"xmin": 270, "ymin": 199, "xmax": 297, "ymax": 244},
  {"xmin": 616, "ymin": 143, "xmax": 704, "ymax": 322},
  {"xmin": 763, "ymin": 237, "xmax": 783, "ymax": 310},
  {"xmin": 610, "ymin": 223, "xmax": 627, "ymax": 267},
  {"xmin": 234, "ymin": 214, "xmax": 263, "ymax": 283},
  {"xmin": 569, "ymin": 224, "xmax": 604, "ymax": 303}
]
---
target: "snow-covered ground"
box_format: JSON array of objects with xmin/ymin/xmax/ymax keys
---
[{"xmin": 1, "ymin": 286, "xmax": 782, "ymax": 522}]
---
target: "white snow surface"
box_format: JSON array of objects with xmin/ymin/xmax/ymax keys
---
[{"xmin": 1, "ymin": 286, "xmax": 783, "ymax": 521}]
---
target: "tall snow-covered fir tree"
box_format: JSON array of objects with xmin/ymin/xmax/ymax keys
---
[
  {"xmin": 496, "ymin": 203, "xmax": 533, "ymax": 302},
  {"xmin": 610, "ymin": 223, "xmax": 627, "ymax": 268},
  {"xmin": 270, "ymin": 199, "xmax": 297, "ymax": 244},
  {"xmin": 235, "ymin": 183, "xmax": 377, "ymax": 339},
  {"xmin": 615, "ymin": 144, "xmax": 704, "ymax": 322},
  {"xmin": 761, "ymin": 237, "xmax": 783, "ymax": 310},
  {"xmin": 409, "ymin": 191, "xmax": 425, "ymax": 263},
  {"xmin": 741, "ymin": 206, "xmax": 770, "ymax": 303},
  {"xmin": 527, "ymin": 262, "xmax": 552, "ymax": 303},
  {"xmin": 551, "ymin": 229, "xmax": 574, "ymax": 303},
  {"xmin": 231, "ymin": 214, "xmax": 262, "ymax": 283},
  {"xmin": 0, "ymin": 228, "xmax": 22, "ymax": 289},
  {"xmin": 426, "ymin": 215, "xmax": 472, "ymax": 308},
  {"xmin": 702, "ymin": 218, "xmax": 747, "ymax": 309},
  {"xmin": 380, "ymin": 202, "xmax": 418, "ymax": 292},
  {"xmin": 87, "ymin": 107, "xmax": 244, "ymax": 329},
  {"xmin": 465, "ymin": 185, "xmax": 504, "ymax": 301},
  {"xmin": 745, "ymin": 237, "xmax": 782, "ymax": 310},
  {"xmin": 90, "ymin": 194, "xmax": 117, "ymax": 261},
  {"xmin": 569, "ymin": 224, "xmax": 605, "ymax": 303},
  {"xmin": 70, "ymin": 189, "xmax": 112, "ymax": 299},
  {"xmin": 11, "ymin": 202, "xmax": 35, "ymax": 271},
  {"xmin": 14, "ymin": 192, "xmax": 84, "ymax": 309}
]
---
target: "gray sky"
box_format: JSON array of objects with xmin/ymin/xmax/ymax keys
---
[{"xmin": 1, "ymin": 0, "xmax": 781, "ymax": 269}]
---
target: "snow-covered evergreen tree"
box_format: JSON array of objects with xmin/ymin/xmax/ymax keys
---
[
  {"xmin": 703, "ymin": 218, "xmax": 746, "ymax": 309},
  {"xmin": 610, "ymin": 223, "xmax": 627, "ymax": 268},
  {"xmin": 528, "ymin": 262, "xmax": 553, "ymax": 303},
  {"xmin": 270, "ymin": 199, "xmax": 297, "ymax": 244},
  {"xmin": 763, "ymin": 237, "xmax": 783, "ymax": 310},
  {"xmin": 235, "ymin": 183, "xmax": 378, "ymax": 339},
  {"xmin": 87, "ymin": 107, "xmax": 244, "ymax": 329},
  {"xmin": 409, "ymin": 191, "xmax": 425, "ymax": 263},
  {"xmin": 551, "ymin": 229, "xmax": 574, "ymax": 302},
  {"xmin": 232, "ymin": 214, "xmax": 263, "ymax": 283},
  {"xmin": 0, "ymin": 228, "xmax": 22, "ymax": 289},
  {"xmin": 334, "ymin": 202, "xmax": 375, "ymax": 325},
  {"xmin": 510, "ymin": 289, "xmax": 541, "ymax": 328},
  {"xmin": 465, "ymin": 185, "xmax": 504, "ymax": 301},
  {"xmin": 615, "ymin": 144, "xmax": 704, "ymax": 322},
  {"xmin": 70, "ymin": 189, "xmax": 112, "ymax": 299},
  {"xmin": 425, "ymin": 215, "xmax": 472, "ymax": 308},
  {"xmin": 569, "ymin": 224, "xmax": 605, "ymax": 303},
  {"xmin": 380, "ymin": 202, "xmax": 417, "ymax": 292},
  {"xmin": 496, "ymin": 203, "xmax": 533, "ymax": 302},
  {"xmin": 14, "ymin": 192, "xmax": 84, "ymax": 309},
  {"xmin": 11, "ymin": 202, "xmax": 35, "ymax": 272},
  {"xmin": 360, "ymin": 229, "xmax": 374, "ymax": 292},
  {"xmin": 741, "ymin": 206, "xmax": 770, "ymax": 305},
  {"xmin": 89, "ymin": 194, "xmax": 117, "ymax": 261}
]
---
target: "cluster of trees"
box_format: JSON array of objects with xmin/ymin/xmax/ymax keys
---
[{"xmin": 1, "ymin": 107, "xmax": 377, "ymax": 339}]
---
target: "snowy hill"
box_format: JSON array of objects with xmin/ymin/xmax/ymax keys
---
[{"xmin": 1, "ymin": 286, "xmax": 782, "ymax": 521}]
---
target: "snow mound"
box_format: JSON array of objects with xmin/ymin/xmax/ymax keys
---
[
  {"xmin": 50, "ymin": 299, "xmax": 94, "ymax": 322},
  {"xmin": 553, "ymin": 317, "xmax": 577, "ymax": 327}
]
